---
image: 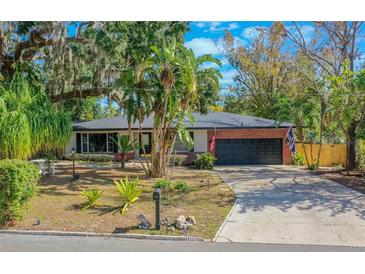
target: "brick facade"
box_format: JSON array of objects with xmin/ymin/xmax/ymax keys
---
[{"xmin": 207, "ymin": 128, "xmax": 292, "ymax": 165}]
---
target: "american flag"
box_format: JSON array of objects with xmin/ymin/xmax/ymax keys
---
[{"xmin": 286, "ymin": 126, "xmax": 296, "ymax": 154}]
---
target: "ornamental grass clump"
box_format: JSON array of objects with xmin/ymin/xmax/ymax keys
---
[
  {"xmin": 0, "ymin": 74, "xmax": 72, "ymax": 160},
  {"xmin": 114, "ymin": 177, "xmax": 142, "ymax": 215}
]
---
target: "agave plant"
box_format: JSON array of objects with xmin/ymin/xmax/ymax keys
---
[
  {"xmin": 81, "ymin": 188, "xmax": 103, "ymax": 209},
  {"xmin": 114, "ymin": 177, "xmax": 142, "ymax": 215}
]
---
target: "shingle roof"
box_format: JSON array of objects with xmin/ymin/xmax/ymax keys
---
[{"xmin": 73, "ymin": 112, "xmax": 293, "ymax": 131}]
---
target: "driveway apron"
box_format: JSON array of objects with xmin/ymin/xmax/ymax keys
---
[{"xmin": 214, "ymin": 165, "xmax": 365, "ymax": 246}]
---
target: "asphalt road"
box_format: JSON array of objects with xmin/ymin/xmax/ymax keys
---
[{"xmin": 1, "ymin": 234, "xmax": 365, "ymax": 252}]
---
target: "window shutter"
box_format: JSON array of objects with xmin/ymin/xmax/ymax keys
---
[{"xmin": 76, "ymin": 133, "xmax": 81, "ymax": 153}]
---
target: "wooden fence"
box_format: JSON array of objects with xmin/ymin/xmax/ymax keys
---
[{"xmin": 295, "ymin": 143, "xmax": 347, "ymax": 167}]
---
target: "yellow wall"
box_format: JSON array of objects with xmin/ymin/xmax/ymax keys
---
[{"xmin": 296, "ymin": 143, "xmax": 347, "ymax": 167}]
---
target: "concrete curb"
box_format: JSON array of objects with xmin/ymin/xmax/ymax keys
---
[{"xmin": 0, "ymin": 229, "xmax": 204, "ymax": 242}]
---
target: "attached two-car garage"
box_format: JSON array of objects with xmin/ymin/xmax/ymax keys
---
[{"xmin": 215, "ymin": 138, "xmax": 283, "ymax": 165}]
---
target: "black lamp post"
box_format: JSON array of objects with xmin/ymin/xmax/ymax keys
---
[
  {"xmin": 72, "ymin": 147, "xmax": 76, "ymax": 181},
  {"xmin": 153, "ymin": 188, "xmax": 161, "ymax": 230}
]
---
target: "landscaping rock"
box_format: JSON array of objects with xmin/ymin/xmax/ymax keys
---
[
  {"xmin": 186, "ymin": 216, "xmax": 196, "ymax": 225},
  {"xmin": 161, "ymin": 217, "xmax": 169, "ymax": 226},
  {"xmin": 175, "ymin": 215, "xmax": 192, "ymax": 230},
  {"xmin": 137, "ymin": 214, "xmax": 151, "ymax": 230}
]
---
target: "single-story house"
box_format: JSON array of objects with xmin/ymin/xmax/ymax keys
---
[{"xmin": 66, "ymin": 112, "xmax": 293, "ymax": 165}]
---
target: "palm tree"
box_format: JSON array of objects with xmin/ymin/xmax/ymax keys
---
[
  {"xmin": 146, "ymin": 41, "xmax": 222, "ymax": 177},
  {"xmin": 148, "ymin": 39, "xmax": 180, "ymax": 177},
  {"xmin": 113, "ymin": 135, "xmax": 137, "ymax": 168}
]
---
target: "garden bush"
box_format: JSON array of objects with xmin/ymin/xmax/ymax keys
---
[
  {"xmin": 292, "ymin": 152, "xmax": 305, "ymax": 166},
  {"xmin": 174, "ymin": 181, "xmax": 191, "ymax": 193},
  {"xmin": 194, "ymin": 153, "xmax": 216, "ymax": 170},
  {"xmin": 154, "ymin": 178, "xmax": 172, "ymax": 191},
  {"xmin": 63, "ymin": 153, "xmax": 114, "ymax": 162},
  {"xmin": 154, "ymin": 179, "xmax": 172, "ymax": 200},
  {"xmin": 0, "ymin": 159, "xmax": 40, "ymax": 224}
]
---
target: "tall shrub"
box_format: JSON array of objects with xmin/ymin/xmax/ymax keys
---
[{"xmin": 0, "ymin": 159, "xmax": 40, "ymax": 224}]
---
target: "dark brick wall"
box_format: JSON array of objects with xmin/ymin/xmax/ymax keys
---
[{"xmin": 207, "ymin": 128, "xmax": 292, "ymax": 165}]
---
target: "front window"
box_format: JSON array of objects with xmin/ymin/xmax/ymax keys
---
[
  {"xmin": 82, "ymin": 133, "xmax": 88, "ymax": 153},
  {"xmin": 89, "ymin": 134, "xmax": 107, "ymax": 153},
  {"xmin": 107, "ymin": 134, "xmax": 114, "ymax": 153},
  {"xmin": 78, "ymin": 133, "xmax": 117, "ymax": 153}
]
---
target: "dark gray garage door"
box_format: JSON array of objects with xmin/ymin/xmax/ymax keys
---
[{"xmin": 215, "ymin": 138, "xmax": 282, "ymax": 165}]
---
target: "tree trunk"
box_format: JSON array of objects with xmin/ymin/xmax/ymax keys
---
[
  {"xmin": 316, "ymin": 102, "xmax": 326, "ymax": 167},
  {"xmin": 295, "ymin": 124, "xmax": 311, "ymax": 168},
  {"xmin": 150, "ymin": 120, "xmax": 162, "ymax": 178},
  {"xmin": 345, "ymin": 122, "xmax": 357, "ymax": 170},
  {"xmin": 121, "ymin": 153, "xmax": 126, "ymax": 169}
]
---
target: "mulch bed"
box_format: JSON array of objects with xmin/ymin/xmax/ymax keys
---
[{"xmin": 314, "ymin": 169, "xmax": 365, "ymax": 194}]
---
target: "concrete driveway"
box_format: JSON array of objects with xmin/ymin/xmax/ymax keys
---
[{"xmin": 214, "ymin": 166, "xmax": 365, "ymax": 247}]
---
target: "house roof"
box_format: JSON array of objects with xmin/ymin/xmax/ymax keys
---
[{"xmin": 73, "ymin": 112, "xmax": 294, "ymax": 131}]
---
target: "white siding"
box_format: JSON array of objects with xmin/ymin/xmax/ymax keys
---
[
  {"xmin": 193, "ymin": 130, "xmax": 208, "ymax": 152},
  {"xmin": 65, "ymin": 129, "xmax": 208, "ymax": 154},
  {"xmin": 65, "ymin": 133, "xmax": 76, "ymax": 154}
]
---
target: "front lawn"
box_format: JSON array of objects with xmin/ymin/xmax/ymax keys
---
[{"xmin": 6, "ymin": 162, "xmax": 235, "ymax": 239}]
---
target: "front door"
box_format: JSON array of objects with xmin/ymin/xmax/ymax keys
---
[{"xmin": 139, "ymin": 133, "xmax": 151, "ymax": 154}]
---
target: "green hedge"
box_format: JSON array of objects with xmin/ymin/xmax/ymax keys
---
[
  {"xmin": 0, "ymin": 159, "xmax": 40, "ymax": 224},
  {"xmin": 63, "ymin": 153, "xmax": 115, "ymax": 162}
]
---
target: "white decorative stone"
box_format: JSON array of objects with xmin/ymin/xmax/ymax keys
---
[
  {"xmin": 175, "ymin": 215, "xmax": 192, "ymax": 230},
  {"xmin": 186, "ymin": 216, "xmax": 196, "ymax": 225}
]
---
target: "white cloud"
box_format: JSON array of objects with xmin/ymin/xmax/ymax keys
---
[
  {"xmin": 241, "ymin": 26, "xmax": 262, "ymax": 40},
  {"xmin": 220, "ymin": 57, "xmax": 229, "ymax": 66},
  {"xmin": 195, "ymin": 22, "xmax": 206, "ymax": 28},
  {"xmin": 200, "ymin": 22, "xmax": 241, "ymax": 33},
  {"xmin": 185, "ymin": 35, "xmax": 245, "ymax": 57},
  {"xmin": 209, "ymin": 21, "xmax": 222, "ymax": 31},
  {"xmin": 220, "ymin": 69, "xmax": 238, "ymax": 86},
  {"xmin": 185, "ymin": 37, "xmax": 222, "ymax": 56},
  {"xmin": 228, "ymin": 22, "xmax": 239, "ymax": 30},
  {"xmin": 286, "ymin": 24, "xmax": 315, "ymax": 43},
  {"xmin": 201, "ymin": 62, "xmax": 221, "ymax": 69}
]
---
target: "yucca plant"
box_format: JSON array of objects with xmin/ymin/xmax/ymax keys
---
[
  {"xmin": 114, "ymin": 177, "xmax": 142, "ymax": 215},
  {"xmin": 81, "ymin": 188, "xmax": 103, "ymax": 209},
  {"xmin": 113, "ymin": 135, "xmax": 138, "ymax": 169}
]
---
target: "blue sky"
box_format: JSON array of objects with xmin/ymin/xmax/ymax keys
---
[
  {"xmin": 185, "ymin": 21, "xmax": 365, "ymax": 93},
  {"xmin": 184, "ymin": 21, "xmax": 315, "ymax": 92}
]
